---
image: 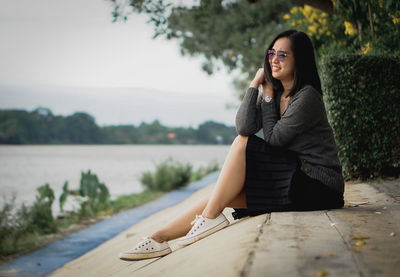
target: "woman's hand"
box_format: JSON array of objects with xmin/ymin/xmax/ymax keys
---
[{"xmin": 250, "ymin": 68, "xmax": 273, "ymax": 98}]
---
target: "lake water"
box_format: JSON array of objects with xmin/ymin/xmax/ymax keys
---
[{"xmin": 0, "ymin": 145, "xmax": 229, "ymax": 214}]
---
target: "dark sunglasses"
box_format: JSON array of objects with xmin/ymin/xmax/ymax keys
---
[{"xmin": 267, "ymin": 49, "xmax": 288, "ymax": 61}]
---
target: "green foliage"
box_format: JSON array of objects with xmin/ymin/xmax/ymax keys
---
[
  {"xmin": 30, "ymin": 184, "xmax": 57, "ymax": 234},
  {"xmin": 331, "ymin": 0, "xmax": 400, "ymax": 55},
  {"xmin": 64, "ymin": 113, "xmax": 101, "ymax": 143},
  {"xmin": 321, "ymin": 54, "xmax": 400, "ymax": 179},
  {"xmin": 0, "ymin": 184, "xmax": 56, "ymax": 256},
  {"xmin": 109, "ymin": 0, "xmax": 294, "ymax": 96},
  {"xmin": 281, "ymin": 4, "xmax": 355, "ymax": 62},
  {"xmin": 197, "ymin": 121, "xmax": 235, "ymax": 144},
  {"xmin": 59, "ymin": 170, "xmax": 110, "ymax": 218},
  {"xmin": 140, "ymin": 157, "xmax": 220, "ymax": 191},
  {"xmin": 0, "ymin": 109, "xmax": 236, "ymax": 145},
  {"xmin": 110, "ymin": 190, "xmax": 165, "ymax": 213},
  {"xmin": 109, "ymin": 0, "xmax": 400, "ymax": 100},
  {"xmin": 0, "ymin": 108, "xmax": 101, "ymax": 144},
  {"xmin": 140, "ymin": 157, "xmax": 193, "ymax": 191}
]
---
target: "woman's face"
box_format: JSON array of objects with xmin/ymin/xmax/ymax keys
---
[{"xmin": 269, "ymin": 37, "xmax": 295, "ymax": 83}]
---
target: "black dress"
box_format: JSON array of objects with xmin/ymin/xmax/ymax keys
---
[{"xmin": 232, "ymin": 134, "xmax": 344, "ymax": 220}]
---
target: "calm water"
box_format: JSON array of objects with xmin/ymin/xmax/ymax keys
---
[{"xmin": 0, "ymin": 145, "xmax": 229, "ymax": 213}]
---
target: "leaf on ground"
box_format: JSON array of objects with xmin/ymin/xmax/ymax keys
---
[
  {"xmin": 351, "ymin": 236, "xmax": 370, "ymax": 240},
  {"xmin": 325, "ymin": 252, "xmax": 335, "ymax": 256},
  {"xmin": 355, "ymin": 240, "xmax": 366, "ymax": 246},
  {"xmin": 316, "ymin": 269, "xmax": 329, "ymax": 277},
  {"xmin": 344, "ymin": 202, "xmax": 369, "ymax": 207},
  {"xmin": 351, "ymin": 248, "xmax": 361, "ymax": 253}
]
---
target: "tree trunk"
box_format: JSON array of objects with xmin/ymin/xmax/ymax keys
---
[{"xmin": 367, "ymin": 0, "xmax": 375, "ymax": 38}]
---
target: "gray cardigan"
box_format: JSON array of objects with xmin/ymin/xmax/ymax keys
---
[{"xmin": 235, "ymin": 85, "xmax": 344, "ymax": 193}]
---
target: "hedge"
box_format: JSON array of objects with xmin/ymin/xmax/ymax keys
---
[{"xmin": 320, "ymin": 54, "xmax": 400, "ymax": 179}]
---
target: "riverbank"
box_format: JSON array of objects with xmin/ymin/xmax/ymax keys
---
[
  {"xmin": 0, "ymin": 154, "xmax": 221, "ymax": 261},
  {"xmin": 0, "ymin": 190, "xmax": 165, "ymax": 267},
  {"xmin": 0, "ymin": 171, "xmax": 220, "ymax": 276}
]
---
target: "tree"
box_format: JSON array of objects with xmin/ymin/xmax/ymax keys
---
[
  {"xmin": 110, "ymin": 0, "xmax": 294, "ymax": 96},
  {"xmin": 64, "ymin": 112, "xmax": 101, "ymax": 143},
  {"xmin": 109, "ymin": 0, "xmax": 400, "ymax": 98}
]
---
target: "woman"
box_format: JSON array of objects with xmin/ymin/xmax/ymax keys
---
[{"xmin": 118, "ymin": 29, "xmax": 345, "ymax": 261}]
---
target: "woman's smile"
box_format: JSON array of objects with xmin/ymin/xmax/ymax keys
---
[{"xmin": 271, "ymin": 65, "xmax": 281, "ymax": 72}]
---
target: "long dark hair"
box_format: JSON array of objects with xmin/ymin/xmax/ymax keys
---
[{"xmin": 263, "ymin": 30, "xmax": 322, "ymax": 97}]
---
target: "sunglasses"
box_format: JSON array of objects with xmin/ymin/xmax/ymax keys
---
[{"xmin": 267, "ymin": 49, "xmax": 288, "ymax": 61}]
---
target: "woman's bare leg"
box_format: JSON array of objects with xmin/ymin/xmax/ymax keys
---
[
  {"xmin": 150, "ymin": 135, "xmax": 248, "ymax": 243},
  {"xmin": 201, "ymin": 135, "xmax": 248, "ymax": 219}
]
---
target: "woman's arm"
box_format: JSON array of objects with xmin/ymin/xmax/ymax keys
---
[
  {"xmin": 235, "ymin": 68, "xmax": 273, "ymax": 136},
  {"xmin": 235, "ymin": 87, "xmax": 262, "ymax": 135},
  {"xmin": 261, "ymin": 86, "xmax": 323, "ymax": 147}
]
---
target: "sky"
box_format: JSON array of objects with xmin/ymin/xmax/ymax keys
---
[{"xmin": 0, "ymin": 0, "xmax": 239, "ymax": 127}]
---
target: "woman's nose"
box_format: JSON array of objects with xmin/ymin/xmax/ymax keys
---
[{"xmin": 272, "ymin": 55, "xmax": 280, "ymax": 63}]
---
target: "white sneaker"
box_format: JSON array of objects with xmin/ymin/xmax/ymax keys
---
[
  {"xmin": 118, "ymin": 237, "xmax": 172, "ymax": 260},
  {"xmin": 177, "ymin": 213, "xmax": 229, "ymax": 246}
]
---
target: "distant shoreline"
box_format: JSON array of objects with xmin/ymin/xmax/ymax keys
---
[{"xmin": 0, "ymin": 108, "xmax": 237, "ymax": 145}]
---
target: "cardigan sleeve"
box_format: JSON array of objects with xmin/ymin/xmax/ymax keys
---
[
  {"xmin": 261, "ymin": 86, "xmax": 323, "ymax": 147},
  {"xmin": 235, "ymin": 87, "xmax": 262, "ymax": 136}
]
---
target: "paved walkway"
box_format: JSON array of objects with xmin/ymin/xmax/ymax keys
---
[{"xmin": 43, "ymin": 179, "xmax": 400, "ymax": 276}]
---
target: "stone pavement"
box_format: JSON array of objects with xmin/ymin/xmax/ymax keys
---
[{"xmin": 48, "ymin": 179, "xmax": 400, "ymax": 277}]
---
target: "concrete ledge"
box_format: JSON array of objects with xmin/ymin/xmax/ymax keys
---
[{"xmin": 48, "ymin": 180, "xmax": 400, "ymax": 277}]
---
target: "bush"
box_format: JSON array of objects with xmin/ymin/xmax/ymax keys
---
[
  {"xmin": 59, "ymin": 170, "xmax": 110, "ymax": 219},
  {"xmin": 30, "ymin": 184, "xmax": 57, "ymax": 234},
  {"xmin": 321, "ymin": 54, "xmax": 400, "ymax": 179},
  {"xmin": 140, "ymin": 157, "xmax": 193, "ymax": 191},
  {"xmin": 0, "ymin": 184, "xmax": 56, "ymax": 256}
]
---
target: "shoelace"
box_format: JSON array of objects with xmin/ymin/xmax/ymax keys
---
[
  {"xmin": 133, "ymin": 236, "xmax": 152, "ymax": 250},
  {"xmin": 190, "ymin": 214, "xmax": 203, "ymax": 225}
]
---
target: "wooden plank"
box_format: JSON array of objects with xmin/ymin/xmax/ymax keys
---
[{"xmin": 248, "ymin": 210, "xmax": 361, "ymax": 277}]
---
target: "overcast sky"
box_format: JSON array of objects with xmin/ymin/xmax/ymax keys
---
[{"xmin": 0, "ymin": 0, "xmax": 240, "ymax": 127}]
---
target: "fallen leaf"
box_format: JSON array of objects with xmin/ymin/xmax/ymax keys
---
[
  {"xmin": 351, "ymin": 248, "xmax": 361, "ymax": 253},
  {"xmin": 316, "ymin": 269, "xmax": 329, "ymax": 277},
  {"xmin": 345, "ymin": 202, "xmax": 369, "ymax": 207},
  {"xmin": 390, "ymin": 232, "xmax": 396, "ymax": 237},
  {"xmin": 355, "ymin": 241, "xmax": 366, "ymax": 246},
  {"xmin": 325, "ymin": 252, "xmax": 335, "ymax": 256},
  {"xmin": 352, "ymin": 236, "xmax": 370, "ymax": 240}
]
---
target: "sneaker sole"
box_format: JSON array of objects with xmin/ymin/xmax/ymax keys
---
[
  {"xmin": 119, "ymin": 247, "xmax": 172, "ymax": 261},
  {"xmin": 177, "ymin": 219, "xmax": 229, "ymax": 246}
]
